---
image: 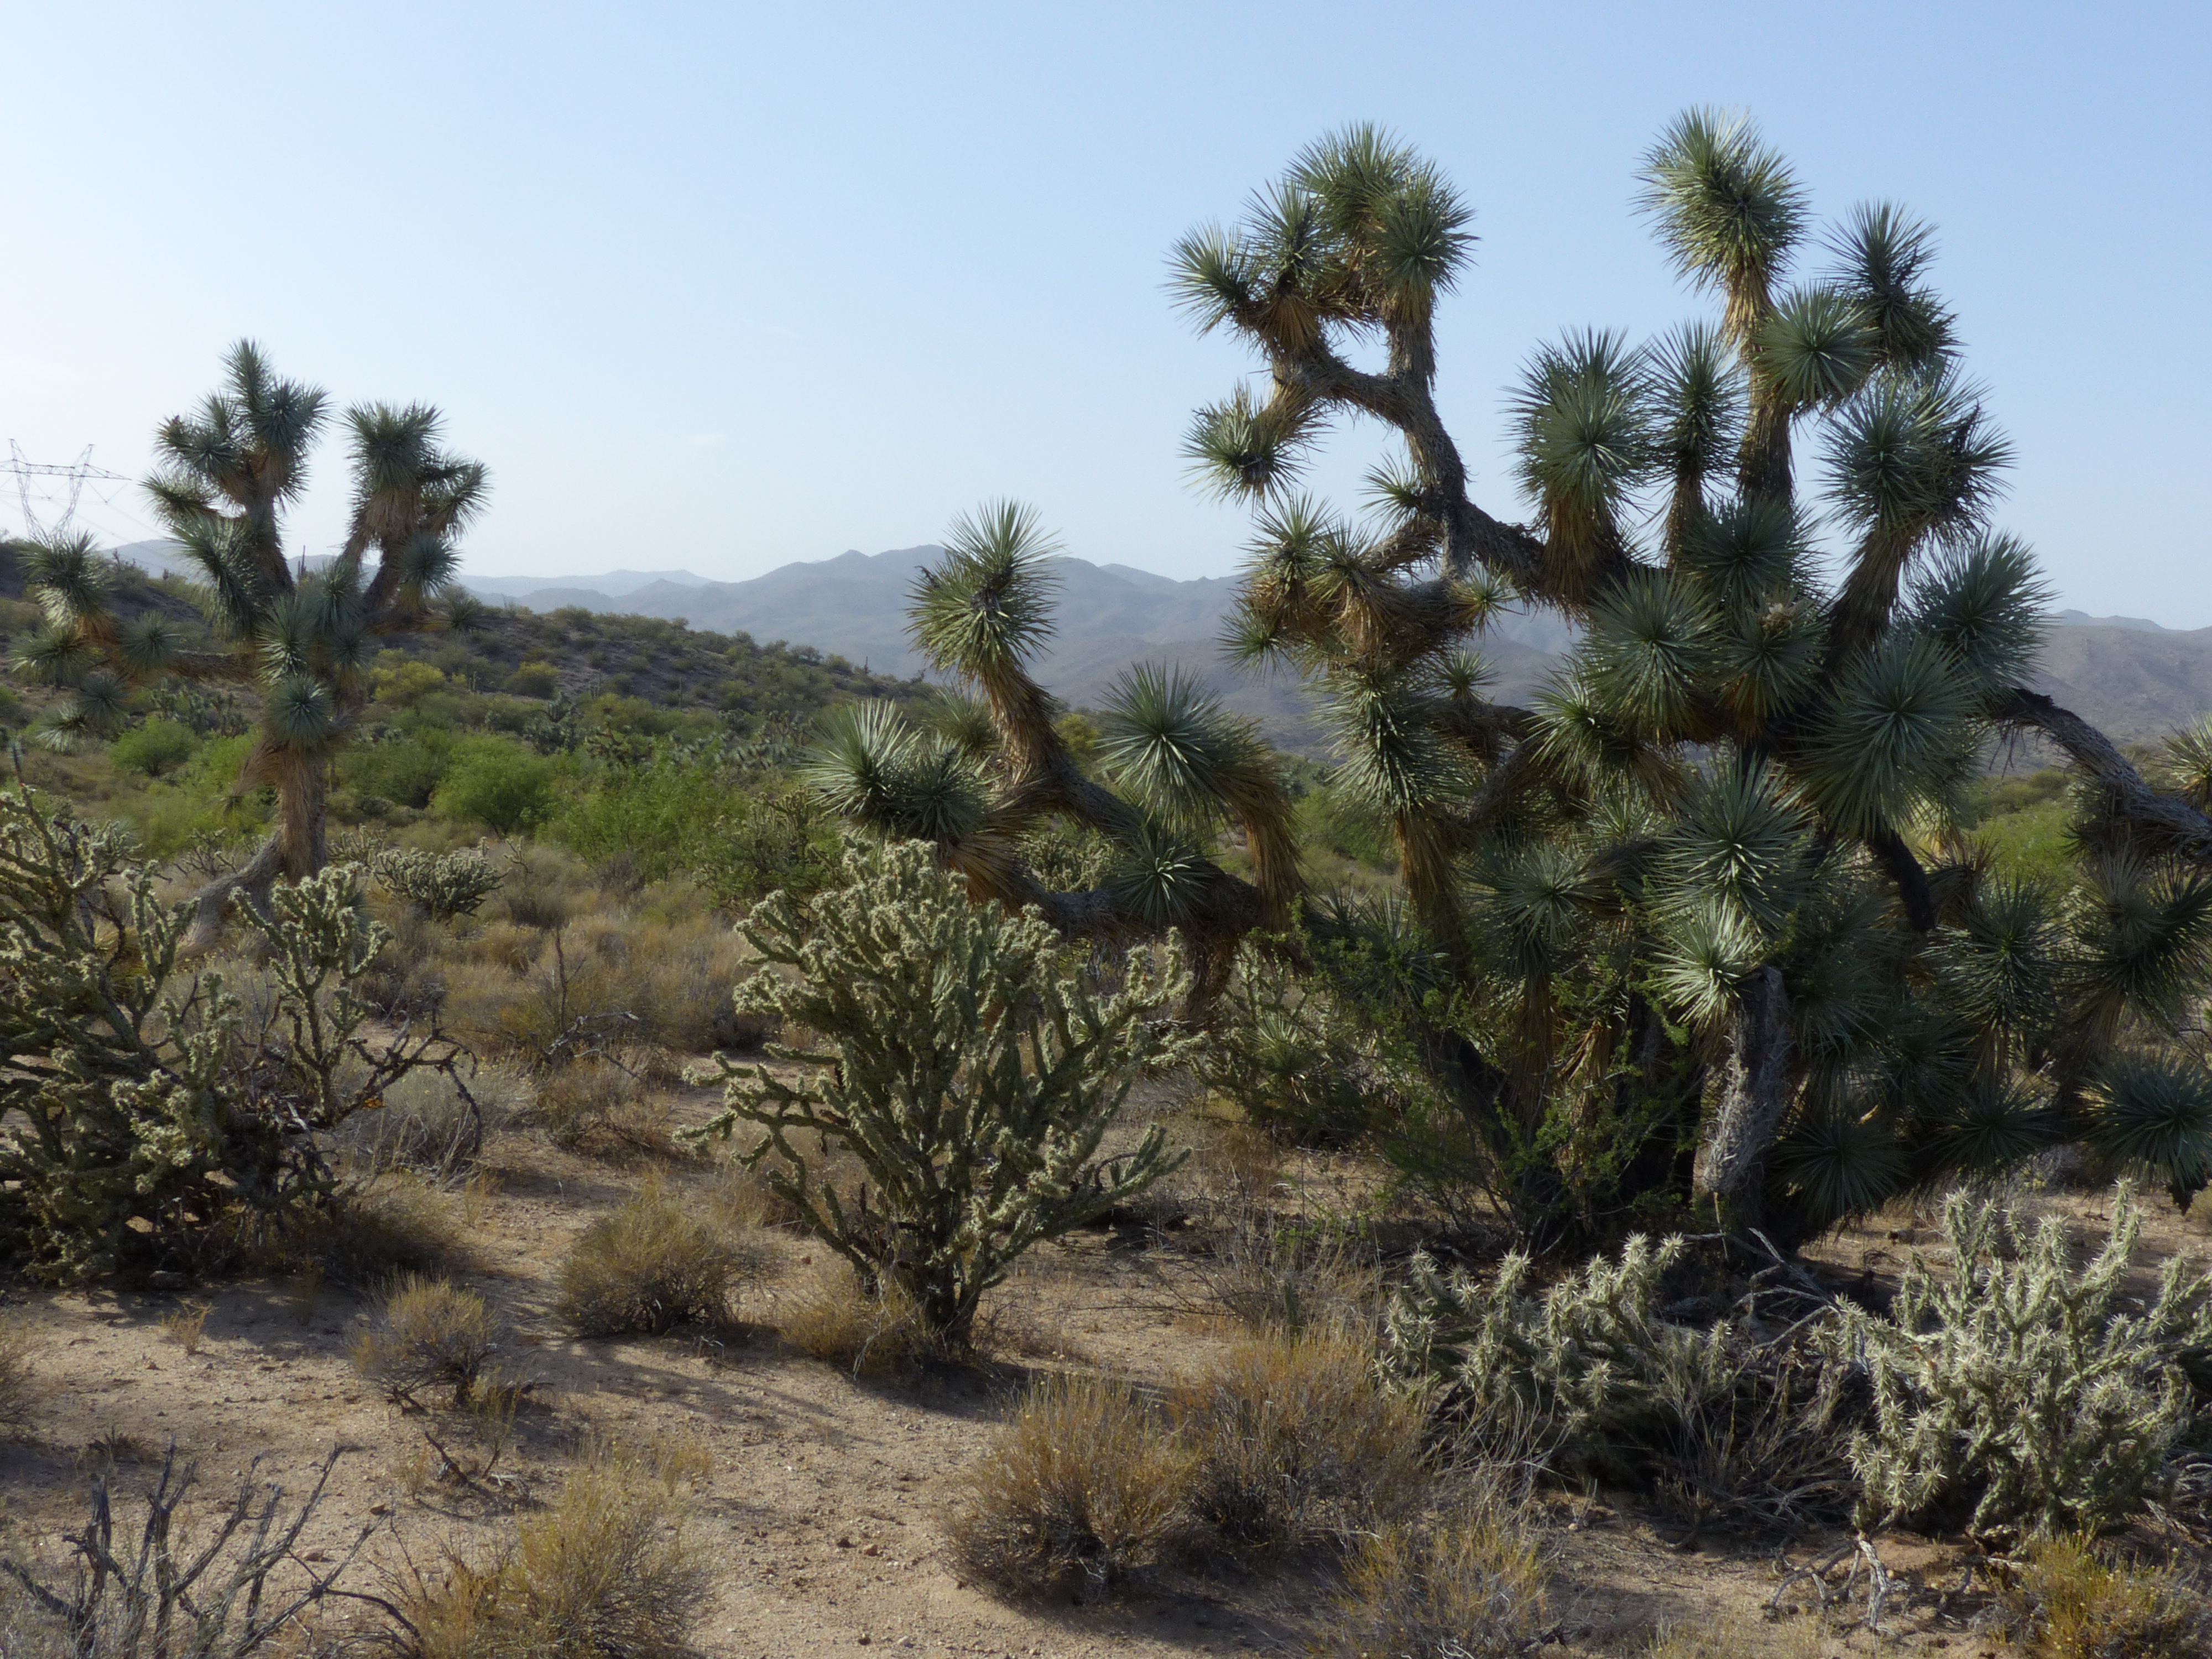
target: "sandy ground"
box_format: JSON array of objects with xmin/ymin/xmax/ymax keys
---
[{"xmin": 7, "ymin": 1111, "xmax": 2180, "ymax": 1659}]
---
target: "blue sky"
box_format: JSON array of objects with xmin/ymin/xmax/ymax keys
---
[{"xmin": 4, "ymin": 1, "xmax": 2206, "ymax": 620}]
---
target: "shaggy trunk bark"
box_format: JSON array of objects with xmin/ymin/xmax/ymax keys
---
[
  {"xmin": 182, "ymin": 757, "xmax": 328, "ymax": 953},
  {"xmin": 1693, "ymin": 966, "xmax": 1794, "ymax": 1213}
]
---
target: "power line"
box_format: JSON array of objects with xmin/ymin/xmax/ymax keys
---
[{"xmin": 2, "ymin": 442, "xmax": 131, "ymax": 539}]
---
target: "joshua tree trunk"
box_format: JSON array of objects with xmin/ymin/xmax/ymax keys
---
[
  {"xmin": 1692, "ymin": 967, "xmax": 1794, "ymax": 1214},
  {"xmin": 184, "ymin": 757, "xmax": 327, "ymax": 953}
]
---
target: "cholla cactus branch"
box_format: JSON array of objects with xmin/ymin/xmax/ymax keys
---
[
  {"xmin": 1830, "ymin": 1186, "xmax": 2212, "ymax": 1537},
  {"xmin": 0, "ymin": 786, "xmax": 466, "ymax": 1279},
  {"xmin": 688, "ymin": 839, "xmax": 1194, "ymax": 1340}
]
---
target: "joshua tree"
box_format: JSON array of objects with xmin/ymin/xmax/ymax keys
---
[
  {"xmin": 807, "ymin": 500, "xmax": 1299, "ymax": 1005},
  {"xmin": 15, "ymin": 341, "xmax": 486, "ymax": 942},
  {"xmin": 819, "ymin": 116, "xmax": 2212, "ymax": 1241}
]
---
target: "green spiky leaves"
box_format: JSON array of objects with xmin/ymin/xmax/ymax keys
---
[
  {"xmin": 1107, "ymin": 820, "xmax": 1214, "ymax": 928},
  {"xmin": 1169, "ymin": 123, "xmax": 1471, "ymax": 361},
  {"xmin": 1776, "ymin": 1108, "xmax": 1908, "ymax": 1224},
  {"xmin": 1098, "ymin": 664, "xmax": 1275, "ymax": 836},
  {"xmin": 1828, "ymin": 202, "xmax": 1955, "ymax": 373},
  {"xmin": 907, "ymin": 501, "xmax": 1059, "ymax": 679},
  {"xmin": 1580, "ymin": 569, "xmax": 1717, "ymax": 740},
  {"xmin": 2086, "ymin": 1056, "xmax": 2212, "ymax": 1204},
  {"xmin": 1320, "ymin": 665, "xmax": 1465, "ymax": 818},
  {"xmin": 1800, "ymin": 633, "xmax": 1980, "ymax": 837},
  {"xmin": 266, "ymin": 674, "xmax": 336, "ymax": 747},
  {"xmin": 1183, "ymin": 387, "xmax": 1321, "ymax": 502},
  {"xmin": 1752, "ymin": 286, "xmax": 1875, "ymax": 410},
  {"xmin": 1513, "ymin": 331, "xmax": 1653, "ymax": 560},
  {"xmin": 1638, "ymin": 109, "xmax": 1806, "ymax": 338},
  {"xmin": 1908, "ymin": 534, "xmax": 2050, "ymax": 691},
  {"xmin": 805, "ymin": 702, "xmax": 984, "ymax": 847},
  {"xmin": 24, "ymin": 534, "xmax": 112, "ymax": 630}
]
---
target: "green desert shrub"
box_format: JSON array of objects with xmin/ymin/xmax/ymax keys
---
[
  {"xmin": 342, "ymin": 732, "xmax": 452, "ymax": 808},
  {"xmin": 108, "ymin": 717, "xmax": 196, "ymax": 778},
  {"xmin": 374, "ymin": 845, "xmax": 504, "ymax": 920},
  {"xmin": 549, "ymin": 758, "xmax": 838, "ymax": 903},
  {"xmin": 434, "ymin": 737, "xmax": 559, "ymax": 835},
  {"xmin": 1195, "ymin": 945, "xmax": 1378, "ymax": 1144},
  {"xmin": 556, "ymin": 1178, "xmax": 769, "ymax": 1336},
  {"xmin": 351, "ymin": 1274, "xmax": 500, "ymax": 1406},
  {"xmin": 1830, "ymin": 1186, "xmax": 2212, "ymax": 1537},
  {"xmin": 690, "ymin": 838, "xmax": 1194, "ymax": 1342},
  {"xmin": 506, "ymin": 661, "xmax": 561, "ymax": 698}
]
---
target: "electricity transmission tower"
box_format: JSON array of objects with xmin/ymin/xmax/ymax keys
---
[{"xmin": 2, "ymin": 443, "xmax": 131, "ymax": 539}]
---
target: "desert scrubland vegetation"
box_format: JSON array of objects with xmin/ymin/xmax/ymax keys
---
[{"xmin": 11, "ymin": 111, "xmax": 2212, "ymax": 1659}]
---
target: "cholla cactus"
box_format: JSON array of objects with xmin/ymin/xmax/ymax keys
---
[
  {"xmin": 690, "ymin": 838, "xmax": 1194, "ymax": 1340},
  {"xmin": 1833, "ymin": 1186, "xmax": 2212, "ymax": 1537},
  {"xmin": 0, "ymin": 786, "xmax": 461, "ymax": 1279},
  {"xmin": 13, "ymin": 342, "xmax": 487, "ymax": 947},
  {"xmin": 1383, "ymin": 1234, "xmax": 1737, "ymax": 1480},
  {"xmin": 372, "ymin": 846, "xmax": 504, "ymax": 920}
]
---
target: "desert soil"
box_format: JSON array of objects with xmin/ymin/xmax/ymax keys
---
[{"xmin": 7, "ymin": 1099, "xmax": 2175, "ymax": 1659}]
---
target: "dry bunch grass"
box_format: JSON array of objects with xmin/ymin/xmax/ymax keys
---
[
  {"xmin": 2005, "ymin": 1537, "xmax": 2212, "ymax": 1658},
  {"xmin": 404, "ymin": 1444, "xmax": 709, "ymax": 1659},
  {"xmin": 774, "ymin": 1262, "xmax": 946, "ymax": 1375},
  {"xmin": 1640, "ymin": 1616, "xmax": 1825, "ymax": 1658},
  {"xmin": 947, "ymin": 1376, "xmax": 1197, "ymax": 1599},
  {"xmin": 951, "ymin": 1330, "xmax": 1451, "ymax": 1601},
  {"xmin": 351, "ymin": 1276, "xmax": 500, "ymax": 1407},
  {"xmin": 531, "ymin": 1061, "xmax": 674, "ymax": 1159},
  {"xmin": 0, "ymin": 1314, "xmax": 34, "ymax": 1432},
  {"xmin": 1173, "ymin": 1330, "xmax": 1428, "ymax": 1551},
  {"xmin": 158, "ymin": 1301, "xmax": 211, "ymax": 1355},
  {"xmin": 1311, "ymin": 1511, "xmax": 1549, "ymax": 1659},
  {"xmin": 555, "ymin": 1176, "xmax": 771, "ymax": 1337}
]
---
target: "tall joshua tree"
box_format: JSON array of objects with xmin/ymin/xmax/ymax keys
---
[
  {"xmin": 15, "ymin": 342, "xmax": 486, "ymax": 942},
  {"xmin": 820, "ymin": 116, "xmax": 2212, "ymax": 1240}
]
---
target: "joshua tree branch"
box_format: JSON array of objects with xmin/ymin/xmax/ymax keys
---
[
  {"xmin": 1991, "ymin": 685, "xmax": 2212, "ymax": 860},
  {"xmin": 1266, "ymin": 342, "xmax": 1589, "ymax": 603}
]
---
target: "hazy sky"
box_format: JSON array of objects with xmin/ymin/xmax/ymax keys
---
[{"xmin": 5, "ymin": 2, "xmax": 2206, "ymax": 620}]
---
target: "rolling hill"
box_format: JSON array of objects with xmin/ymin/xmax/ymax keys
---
[{"xmin": 98, "ymin": 540, "xmax": 2212, "ymax": 751}]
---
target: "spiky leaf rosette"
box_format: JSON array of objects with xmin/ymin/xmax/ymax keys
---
[
  {"xmin": 1648, "ymin": 763, "xmax": 1813, "ymax": 938},
  {"xmin": 1797, "ymin": 633, "xmax": 1980, "ymax": 838},
  {"xmin": 1579, "ymin": 569, "xmax": 1719, "ymax": 740},
  {"xmin": 1826, "ymin": 202, "xmax": 1956, "ymax": 373},
  {"xmin": 906, "ymin": 501, "xmax": 1061, "ymax": 768},
  {"xmin": 2086, "ymin": 1056, "xmax": 2212, "ymax": 1207},
  {"xmin": 1637, "ymin": 108, "xmax": 1806, "ymax": 343},
  {"xmin": 805, "ymin": 702, "xmax": 984, "ymax": 848},
  {"xmin": 1775, "ymin": 1103, "xmax": 1909, "ymax": 1224},
  {"xmin": 1908, "ymin": 535, "xmax": 2050, "ymax": 691}
]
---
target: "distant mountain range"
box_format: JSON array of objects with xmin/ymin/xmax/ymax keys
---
[
  {"xmin": 106, "ymin": 540, "xmax": 2211, "ymax": 749},
  {"xmin": 441, "ymin": 547, "xmax": 1579, "ymax": 747}
]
